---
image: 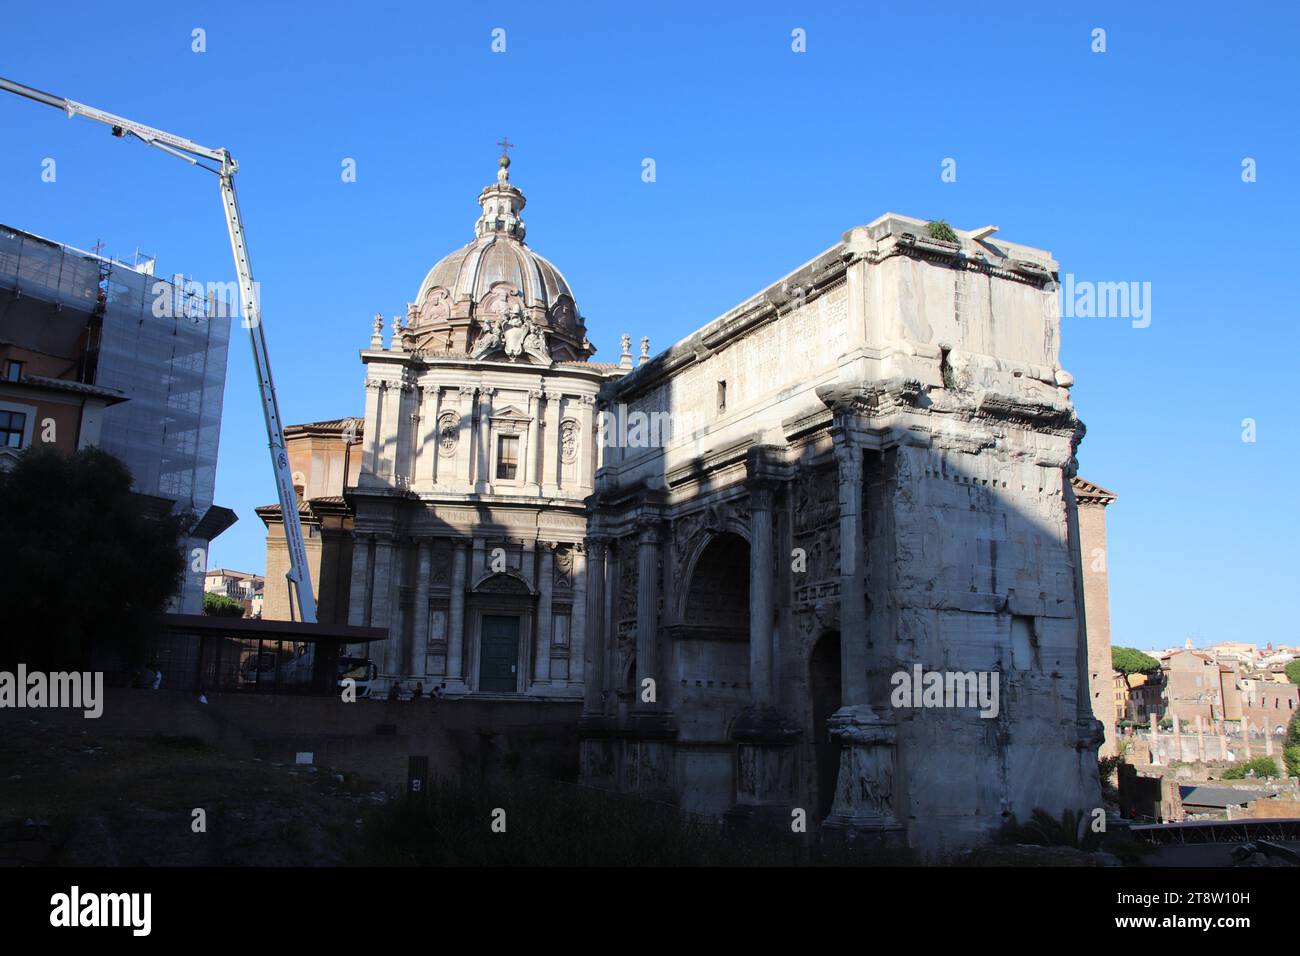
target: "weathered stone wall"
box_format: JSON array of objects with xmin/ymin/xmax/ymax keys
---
[{"xmin": 1, "ymin": 688, "xmax": 581, "ymax": 793}]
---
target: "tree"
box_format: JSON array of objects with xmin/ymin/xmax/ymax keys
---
[
  {"xmin": 0, "ymin": 446, "xmax": 187, "ymax": 670},
  {"xmin": 1112, "ymin": 646, "xmax": 1161, "ymax": 688},
  {"xmin": 1285, "ymin": 659, "xmax": 1300, "ymax": 686},
  {"xmin": 203, "ymin": 591, "xmax": 246, "ymax": 618}
]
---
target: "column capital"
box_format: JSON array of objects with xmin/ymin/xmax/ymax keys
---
[
  {"xmin": 746, "ymin": 477, "xmax": 780, "ymax": 510},
  {"xmin": 457, "ymin": 384, "xmax": 478, "ymax": 398},
  {"xmin": 833, "ymin": 439, "xmax": 862, "ymax": 481},
  {"xmin": 635, "ymin": 515, "xmax": 664, "ymax": 543}
]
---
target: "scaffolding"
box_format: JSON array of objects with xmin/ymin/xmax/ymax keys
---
[{"xmin": 0, "ymin": 224, "xmax": 231, "ymax": 611}]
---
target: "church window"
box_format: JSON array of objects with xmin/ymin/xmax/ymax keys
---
[
  {"xmin": 716, "ymin": 380, "xmax": 727, "ymax": 415},
  {"xmin": 496, "ymin": 434, "xmax": 520, "ymax": 480}
]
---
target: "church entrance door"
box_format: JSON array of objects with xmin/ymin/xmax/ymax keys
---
[{"xmin": 479, "ymin": 614, "xmax": 521, "ymax": 692}]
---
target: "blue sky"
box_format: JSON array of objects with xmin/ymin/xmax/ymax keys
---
[{"xmin": 1, "ymin": 2, "xmax": 1296, "ymax": 651}]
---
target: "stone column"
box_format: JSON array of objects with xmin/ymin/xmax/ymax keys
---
[
  {"xmin": 577, "ymin": 395, "xmax": 596, "ymax": 492},
  {"xmin": 727, "ymin": 470, "xmax": 801, "ymax": 833},
  {"xmin": 410, "ymin": 540, "xmax": 431, "ymax": 678},
  {"xmin": 475, "ymin": 387, "xmax": 495, "ymax": 493},
  {"xmin": 1172, "ymin": 714, "xmax": 1182, "ymax": 762},
  {"xmin": 535, "ymin": 543, "xmax": 555, "ymax": 683},
  {"xmin": 835, "ymin": 439, "xmax": 869, "ymax": 703},
  {"xmin": 370, "ymin": 535, "xmax": 395, "ymax": 680},
  {"xmin": 346, "ymin": 532, "xmax": 372, "ymax": 628},
  {"xmin": 570, "ymin": 543, "xmax": 588, "ymax": 686},
  {"xmin": 604, "ymin": 541, "xmax": 619, "ymax": 693},
  {"xmin": 748, "ymin": 480, "xmax": 776, "ymax": 707},
  {"xmin": 1197, "ymin": 715, "xmax": 1206, "ymax": 762},
  {"xmin": 634, "ymin": 518, "xmax": 660, "ymax": 711},
  {"xmin": 524, "ymin": 388, "xmax": 542, "ymax": 495},
  {"xmin": 414, "ymin": 386, "xmax": 439, "ymax": 490},
  {"xmin": 579, "ymin": 536, "xmax": 614, "ymax": 788},
  {"xmin": 542, "ymin": 388, "xmax": 562, "ymax": 496},
  {"xmin": 360, "ymin": 379, "xmax": 383, "ymax": 483},
  {"xmin": 1265, "ymin": 725, "xmax": 1274, "ymax": 757},
  {"xmin": 394, "ymin": 382, "xmax": 416, "ymax": 489},
  {"xmin": 446, "ymin": 542, "xmax": 468, "ymax": 691},
  {"xmin": 1219, "ymin": 734, "xmax": 1228, "ymax": 761},
  {"xmin": 456, "ymin": 386, "xmax": 476, "ymax": 487},
  {"xmin": 821, "ymin": 432, "xmax": 903, "ymax": 846},
  {"xmin": 1149, "ymin": 713, "xmax": 1160, "ymax": 765},
  {"xmin": 378, "ymin": 379, "xmax": 404, "ymax": 482}
]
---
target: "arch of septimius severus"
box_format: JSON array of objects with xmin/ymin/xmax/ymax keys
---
[{"xmin": 260, "ymin": 155, "xmax": 1111, "ymax": 850}]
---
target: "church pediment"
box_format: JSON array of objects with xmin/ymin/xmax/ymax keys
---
[{"xmin": 490, "ymin": 404, "xmax": 531, "ymax": 422}]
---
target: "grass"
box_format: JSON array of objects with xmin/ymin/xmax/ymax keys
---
[{"xmin": 357, "ymin": 777, "xmax": 793, "ymax": 866}]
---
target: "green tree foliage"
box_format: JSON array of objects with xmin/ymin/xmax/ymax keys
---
[
  {"xmin": 1222, "ymin": 756, "xmax": 1281, "ymax": 780},
  {"xmin": 0, "ymin": 446, "xmax": 187, "ymax": 670},
  {"xmin": 203, "ymin": 591, "xmax": 246, "ymax": 618},
  {"xmin": 1285, "ymin": 659, "xmax": 1300, "ymax": 686},
  {"xmin": 1285, "ymin": 711, "xmax": 1300, "ymax": 776},
  {"xmin": 1113, "ymin": 646, "xmax": 1161, "ymax": 687}
]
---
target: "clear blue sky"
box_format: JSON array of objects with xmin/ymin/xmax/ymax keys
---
[{"xmin": 1, "ymin": 2, "xmax": 1296, "ymax": 651}]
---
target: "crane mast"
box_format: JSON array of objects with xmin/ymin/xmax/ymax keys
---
[{"xmin": 0, "ymin": 76, "xmax": 318, "ymax": 625}]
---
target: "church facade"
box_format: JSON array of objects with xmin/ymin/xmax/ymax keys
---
[
  {"xmin": 340, "ymin": 155, "xmax": 626, "ymax": 697},
  {"xmin": 579, "ymin": 216, "xmax": 1104, "ymax": 850}
]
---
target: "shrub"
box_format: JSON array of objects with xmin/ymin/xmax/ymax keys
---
[
  {"xmin": 1222, "ymin": 756, "xmax": 1281, "ymax": 779},
  {"xmin": 926, "ymin": 220, "xmax": 958, "ymax": 243},
  {"xmin": 1000, "ymin": 808, "xmax": 1104, "ymax": 852}
]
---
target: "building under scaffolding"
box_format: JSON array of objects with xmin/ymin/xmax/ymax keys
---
[{"xmin": 0, "ymin": 223, "xmax": 233, "ymax": 612}]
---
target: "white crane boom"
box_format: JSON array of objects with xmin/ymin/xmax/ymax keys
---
[{"xmin": 0, "ymin": 76, "xmax": 318, "ymax": 625}]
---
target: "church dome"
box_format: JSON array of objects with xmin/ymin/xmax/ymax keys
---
[
  {"xmin": 415, "ymin": 235, "xmax": 575, "ymax": 316},
  {"xmin": 404, "ymin": 154, "xmax": 592, "ymax": 362}
]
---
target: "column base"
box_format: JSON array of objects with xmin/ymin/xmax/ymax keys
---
[
  {"xmin": 621, "ymin": 711, "xmax": 676, "ymax": 801},
  {"xmin": 819, "ymin": 704, "xmax": 906, "ymax": 843},
  {"xmin": 727, "ymin": 705, "xmax": 801, "ymax": 835}
]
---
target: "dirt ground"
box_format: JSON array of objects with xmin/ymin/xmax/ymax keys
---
[{"xmin": 0, "ymin": 714, "xmax": 386, "ymax": 866}]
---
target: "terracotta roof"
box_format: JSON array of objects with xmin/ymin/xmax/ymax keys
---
[
  {"xmin": 1072, "ymin": 475, "xmax": 1117, "ymax": 504},
  {"xmin": 256, "ymin": 495, "xmax": 353, "ymax": 522},
  {"xmin": 9, "ymin": 374, "xmax": 128, "ymax": 404},
  {"xmin": 285, "ymin": 417, "xmax": 363, "ymax": 436}
]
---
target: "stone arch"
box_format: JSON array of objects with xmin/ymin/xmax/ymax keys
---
[
  {"xmin": 681, "ymin": 531, "xmax": 750, "ymax": 632},
  {"xmin": 676, "ymin": 522, "xmax": 750, "ymax": 625}
]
